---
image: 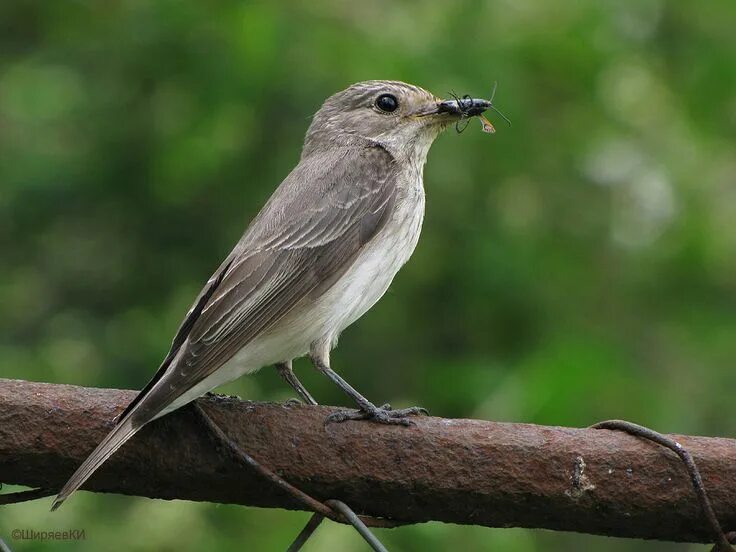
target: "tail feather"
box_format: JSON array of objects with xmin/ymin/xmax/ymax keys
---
[{"xmin": 51, "ymin": 415, "xmax": 139, "ymax": 511}]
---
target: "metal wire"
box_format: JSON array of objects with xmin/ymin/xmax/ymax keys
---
[
  {"xmin": 592, "ymin": 419, "xmax": 734, "ymax": 552},
  {"xmin": 286, "ymin": 513, "xmax": 325, "ymax": 552},
  {"xmin": 0, "ymin": 488, "xmax": 56, "ymax": 506},
  {"xmin": 326, "ymin": 500, "xmax": 390, "ymax": 552},
  {"xmin": 193, "ymin": 403, "xmax": 396, "ymax": 551}
]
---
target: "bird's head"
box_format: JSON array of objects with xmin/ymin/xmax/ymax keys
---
[{"xmin": 302, "ymin": 80, "xmax": 493, "ymax": 161}]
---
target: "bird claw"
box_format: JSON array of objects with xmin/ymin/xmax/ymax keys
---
[
  {"xmin": 283, "ymin": 398, "xmax": 304, "ymax": 407},
  {"xmin": 325, "ymin": 403, "xmax": 428, "ymax": 426}
]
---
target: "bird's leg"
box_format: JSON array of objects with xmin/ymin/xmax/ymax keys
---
[
  {"xmin": 309, "ymin": 341, "xmax": 427, "ymax": 426},
  {"xmin": 276, "ymin": 360, "xmax": 317, "ymax": 406}
]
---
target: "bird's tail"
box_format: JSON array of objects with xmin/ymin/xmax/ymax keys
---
[{"xmin": 51, "ymin": 412, "xmax": 140, "ymax": 511}]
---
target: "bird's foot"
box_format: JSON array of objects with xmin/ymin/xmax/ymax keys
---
[
  {"xmin": 204, "ymin": 391, "xmax": 241, "ymax": 402},
  {"xmin": 325, "ymin": 403, "xmax": 428, "ymax": 426},
  {"xmin": 283, "ymin": 397, "xmax": 304, "ymax": 407}
]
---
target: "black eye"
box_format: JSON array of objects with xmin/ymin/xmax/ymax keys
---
[{"xmin": 375, "ymin": 94, "xmax": 399, "ymax": 113}]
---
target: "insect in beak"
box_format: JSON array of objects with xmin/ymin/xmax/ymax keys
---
[{"xmin": 440, "ymin": 82, "xmax": 511, "ymax": 134}]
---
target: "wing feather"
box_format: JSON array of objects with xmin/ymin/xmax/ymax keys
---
[
  {"xmin": 129, "ymin": 144, "xmax": 398, "ymax": 425},
  {"xmin": 54, "ymin": 141, "xmax": 401, "ymax": 511}
]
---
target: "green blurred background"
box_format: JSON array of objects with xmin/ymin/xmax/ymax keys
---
[{"xmin": 1, "ymin": 0, "xmax": 735, "ymax": 550}]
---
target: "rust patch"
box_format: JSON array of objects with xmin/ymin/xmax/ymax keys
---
[{"xmin": 566, "ymin": 455, "xmax": 595, "ymax": 499}]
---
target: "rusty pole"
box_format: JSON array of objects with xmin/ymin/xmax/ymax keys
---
[{"xmin": 1, "ymin": 378, "xmax": 735, "ymax": 544}]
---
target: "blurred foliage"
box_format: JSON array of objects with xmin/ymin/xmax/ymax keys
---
[{"xmin": 1, "ymin": 0, "xmax": 735, "ymax": 550}]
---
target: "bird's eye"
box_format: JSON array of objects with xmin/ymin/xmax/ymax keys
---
[{"xmin": 375, "ymin": 94, "xmax": 399, "ymax": 113}]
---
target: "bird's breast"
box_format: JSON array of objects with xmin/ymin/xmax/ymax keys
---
[{"xmin": 314, "ymin": 173, "xmax": 426, "ymax": 343}]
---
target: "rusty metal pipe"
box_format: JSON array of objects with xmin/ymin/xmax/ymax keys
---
[{"xmin": 1, "ymin": 378, "xmax": 735, "ymax": 544}]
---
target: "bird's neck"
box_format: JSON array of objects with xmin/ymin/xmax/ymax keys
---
[
  {"xmin": 301, "ymin": 127, "xmax": 438, "ymax": 170},
  {"xmin": 301, "ymin": 130, "xmax": 372, "ymax": 159},
  {"xmin": 377, "ymin": 129, "xmax": 438, "ymax": 176}
]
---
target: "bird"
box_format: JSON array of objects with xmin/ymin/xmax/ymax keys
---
[{"xmin": 52, "ymin": 80, "xmax": 495, "ymax": 510}]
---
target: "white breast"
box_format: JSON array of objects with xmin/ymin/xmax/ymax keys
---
[
  {"xmin": 318, "ymin": 180, "xmax": 426, "ymax": 343},
  {"xmin": 229, "ymin": 174, "xmax": 424, "ymax": 368}
]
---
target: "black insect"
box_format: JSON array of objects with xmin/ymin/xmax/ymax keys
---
[{"xmin": 450, "ymin": 82, "xmax": 512, "ymax": 134}]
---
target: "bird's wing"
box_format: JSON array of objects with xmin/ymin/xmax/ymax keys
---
[
  {"xmin": 128, "ymin": 145, "xmax": 397, "ymax": 423},
  {"xmin": 52, "ymin": 145, "xmax": 399, "ymax": 509}
]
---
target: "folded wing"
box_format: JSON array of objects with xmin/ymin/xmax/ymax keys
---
[{"xmin": 52, "ymin": 144, "xmax": 398, "ymax": 509}]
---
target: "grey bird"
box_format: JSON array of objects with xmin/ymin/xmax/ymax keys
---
[{"xmin": 52, "ymin": 80, "xmax": 495, "ymax": 510}]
